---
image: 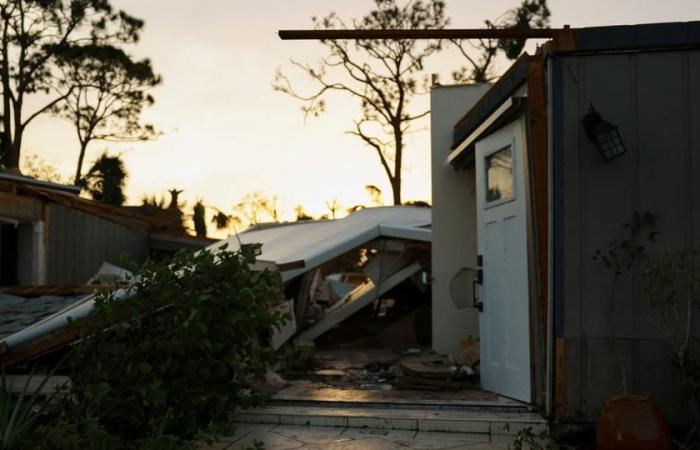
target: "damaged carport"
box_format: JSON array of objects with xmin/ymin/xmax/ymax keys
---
[{"xmin": 209, "ymin": 206, "xmax": 432, "ymax": 347}]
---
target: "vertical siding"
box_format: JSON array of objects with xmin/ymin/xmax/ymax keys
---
[
  {"xmin": 691, "ymin": 51, "xmax": 700, "ymax": 255},
  {"xmin": 47, "ymin": 205, "xmax": 149, "ymax": 284},
  {"xmin": 557, "ymin": 49, "xmax": 700, "ymax": 423}
]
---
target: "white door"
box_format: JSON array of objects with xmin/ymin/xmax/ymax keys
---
[{"xmin": 475, "ymin": 120, "xmax": 531, "ymax": 402}]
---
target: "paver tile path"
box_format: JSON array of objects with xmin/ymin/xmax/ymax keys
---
[{"xmin": 201, "ymin": 423, "xmax": 515, "ymax": 449}]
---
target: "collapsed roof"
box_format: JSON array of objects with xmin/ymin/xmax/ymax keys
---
[
  {"xmin": 209, "ymin": 206, "xmax": 431, "ymax": 282},
  {"xmin": 0, "ymin": 206, "xmax": 431, "ymax": 365}
]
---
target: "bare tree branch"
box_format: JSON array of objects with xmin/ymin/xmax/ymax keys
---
[{"xmin": 274, "ymin": 0, "xmax": 448, "ymax": 204}]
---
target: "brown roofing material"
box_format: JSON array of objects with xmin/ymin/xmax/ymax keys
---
[{"xmin": 0, "ymin": 178, "xmax": 206, "ymax": 241}]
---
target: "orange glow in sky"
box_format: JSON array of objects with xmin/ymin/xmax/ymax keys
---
[{"xmin": 19, "ymin": 0, "xmax": 700, "ymax": 235}]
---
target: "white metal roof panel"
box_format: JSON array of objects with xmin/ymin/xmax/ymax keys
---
[{"xmin": 209, "ymin": 206, "xmax": 431, "ymax": 281}]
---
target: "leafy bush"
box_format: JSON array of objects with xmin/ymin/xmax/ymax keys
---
[
  {"xmin": 63, "ymin": 245, "xmax": 288, "ymax": 443},
  {"xmin": 26, "ymin": 417, "xmax": 121, "ymax": 450},
  {"xmin": 644, "ymin": 249, "xmax": 700, "ymax": 443},
  {"xmin": 1, "ymin": 362, "xmax": 66, "ymax": 450}
]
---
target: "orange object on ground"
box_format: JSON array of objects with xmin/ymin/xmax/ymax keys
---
[{"xmin": 597, "ymin": 395, "xmax": 670, "ymax": 450}]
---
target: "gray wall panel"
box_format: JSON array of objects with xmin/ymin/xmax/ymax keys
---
[
  {"xmin": 558, "ymin": 49, "xmax": 700, "ymax": 423},
  {"xmin": 47, "ymin": 205, "xmax": 149, "ymax": 284},
  {"xmin": 559, "ymin": 56, "xmax": 583, "ymax": 341},
  {"xmin": 691, "ymin": 51, "xmax": 700, "ymax": 265}
]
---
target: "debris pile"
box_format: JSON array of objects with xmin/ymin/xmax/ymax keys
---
[
  {"xmin": 395, "ymin": 352, "xmax": 478, "ymax": 391},
  {"xmin": 279, "ymin": 346, "xmax": 481, "ymax": 393}
]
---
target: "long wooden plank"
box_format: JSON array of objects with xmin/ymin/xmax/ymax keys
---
[
  {"xmin": 279, "ymin": 28, "xmax": 565, "ymax": 40},
  {"xmin": 294, "ymin": 261, "xmax": 423, "ymax": 344},
  {"xmin": 527, "ymin": 56, "xmax": 549, "ymax": 411}
]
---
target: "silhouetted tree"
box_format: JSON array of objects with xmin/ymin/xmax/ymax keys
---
[
  {"xmin": 451, "ymin": 0, "xmax": 551, "ymax": 82},
  {"xmin": 141, "ymin": 194, "xmax": 166, "ymax": 209},
  {"xmin": 0, "ymin": 0, "xmax": 143, "ymax": 171},
  {"xmin": 404, "ymin": 200, "xmax": 431, "ymax": 207},
  {"xmin": 212, "ymin": 210, "xmax": 236, "ymax": 231},
  {"xmin": 294, "ymin": 204, "xmax": 314, "ymax": 221},
  {"xmin": 193, "ymin": 200, "xmax": 207, "ymax": 237},
  {"xmin": 84, "ymin": 153, "xmax": 127, "ymax": 206},
  {"xmin": 54, "ymin": 44, "xmax": 161, "ymax": 184},
  {"xmin": 20, "ymin": 154, "xmax": 70, "ymax": 184},
  {"xmin": 325, "ymin": 198, "xmax": 342, "ymax": 219},
  {"xmin": 365, "ymin": 184, "xmax": 384, "ymax": 206},
  {"xmin": 233, "ymin": 191, "xmax": 279, "ymax": 226},
  {"xmin": 274, "ymin": 0, "xmax": 447, "ymax": 205}
]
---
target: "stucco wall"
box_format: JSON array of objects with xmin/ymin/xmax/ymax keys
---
[
  {"xmin": 430, "ymin": 83, "xmax": 490, "ymax": 357},
  {"xmin": 552, "ymin": 49, "xmax": 700, "ymax": 423}
]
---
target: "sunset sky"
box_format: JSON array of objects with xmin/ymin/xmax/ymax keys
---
[{"xmin": 20, "ymin": 0, "xmax": 700, "ymax": 235}]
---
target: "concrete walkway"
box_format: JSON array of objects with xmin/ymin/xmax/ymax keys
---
[{"xmin": 204, "ymin": 423, "xmax": 517, "ymax": 449}]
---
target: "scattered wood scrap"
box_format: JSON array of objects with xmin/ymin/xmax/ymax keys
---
[{"xmin": 395, "ymin": 353, "xmax": 478, "ymax": 391}]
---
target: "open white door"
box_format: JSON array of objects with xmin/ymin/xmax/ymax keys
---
[{"xmin": 475, "ymin": 120, "xmax": 531, "ymax": 402}]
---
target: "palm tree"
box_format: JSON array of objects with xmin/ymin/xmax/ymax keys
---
[{"xmin": 83, "ymin": 152, "xmax": 128, "ymax": 206}]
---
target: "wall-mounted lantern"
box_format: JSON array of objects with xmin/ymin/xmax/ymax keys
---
[{"xmin": 582, "ymin": 104, "xmax": 626, "ymax": 162}]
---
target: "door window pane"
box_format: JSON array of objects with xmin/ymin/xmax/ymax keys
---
[{"xmin": 485, "ymin": 146, "xmax": 514, "ymax": 203}]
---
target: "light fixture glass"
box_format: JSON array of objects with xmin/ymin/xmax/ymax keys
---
[{"xmin": 582, "ymin": 104, "xmax": 626, "ymax": 162}]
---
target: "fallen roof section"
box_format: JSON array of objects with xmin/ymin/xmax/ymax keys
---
[
  {"xmin": 0, "ymin": 292, "xmax": 86, "ymax": 340},
  {"xmin": 209, "ymin": 206, "xmax": 431, "ymax": 282},
  {"xmin": 0, "ymin": 258, "xmax": 295, "ymax": 365},
  {"xmin": 0, "ymin": 207, "xmax": 432, "ymax": 363}
]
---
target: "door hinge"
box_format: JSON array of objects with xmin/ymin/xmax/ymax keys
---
[{"xmin": 474, "ymin": 254, "xmax": 484, "ymax": 312}]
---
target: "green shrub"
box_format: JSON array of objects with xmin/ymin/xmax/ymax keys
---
[
  {"xmin": 26, "ymin": 417, "xmax": 121, "ymax": 450},
  {"xmin": 1, "ymin": 362, "xmax": 66, "ymax": 450},
  {"xmin": 136, "ymin": 433, "xmax": 195, "ymax": 450},
  {"xmin": 64, "ymin": 245, "xmax": 288, "ymax": 442}
]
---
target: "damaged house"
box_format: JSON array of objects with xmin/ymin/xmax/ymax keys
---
[
  {"xmin": 431, "ymin": 20, "xmax": 700, "ymax": 425},
  {"xmin": 0, "ymin": 173, "xmax": 213, "ymax": 349},
  {"xmin": 2, "ymin": 19, "xmax": 698, "ymax": 440}
]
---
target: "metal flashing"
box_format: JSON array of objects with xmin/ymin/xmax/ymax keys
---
[
  {"xmin": 572, "ymin": 21, "xmax": 700, "ymax": 54},
  {"xmin": 448, "ymin": 97, "xmax": 527, "ymax": 169},
  {"xmin": 452, "ymin": 55, "xmax": 530, "ymax": 149},
  {"xmin": 0, "ymin": 172, "xmax": 81, "ymax": 195}
]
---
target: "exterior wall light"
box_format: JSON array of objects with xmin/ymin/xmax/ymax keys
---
[{"xmin": 582, "ymin": 104, "xmax": 626, "ymax": 162}]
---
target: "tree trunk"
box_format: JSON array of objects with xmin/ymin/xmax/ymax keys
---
[
  {"xmin": 391, "ymin": 178, "xmax": 401, "ymax": 205},
  {"xmin": 1, "ymin": 31, "xmax": 13, "ymax": 168},
  {"xmin": 6, "ymin": 129, "xmax": 22, "ymax": 171},
  {"xmin": 8, "ymin": 86, "xmax": 24, "ymax": 171},
  {"xmin": 392, "ymin": 127, "xmax": 403, "ymax": 205},
  {"xmin": 74, "ymin": 140, "xmax": 88, "ymax": 185}
]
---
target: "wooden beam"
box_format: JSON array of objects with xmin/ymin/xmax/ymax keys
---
[
  {"xmin": 0, "ymin": 192, "xmax": 42, "ymax": 222},
  {"xmin": 527, "ymin": 55, "xmax": 550, "ymax": 411},
  {"xmin": 279, "ymin": 28, "xmax": 565, "ymax": 41},
  {"xmin": 527, "ymin": 56, "xmax": 550, "ymax": 346},
  {"xmin": 0, "ymin": 327, "xmax": 83, "ymax": 367}
]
